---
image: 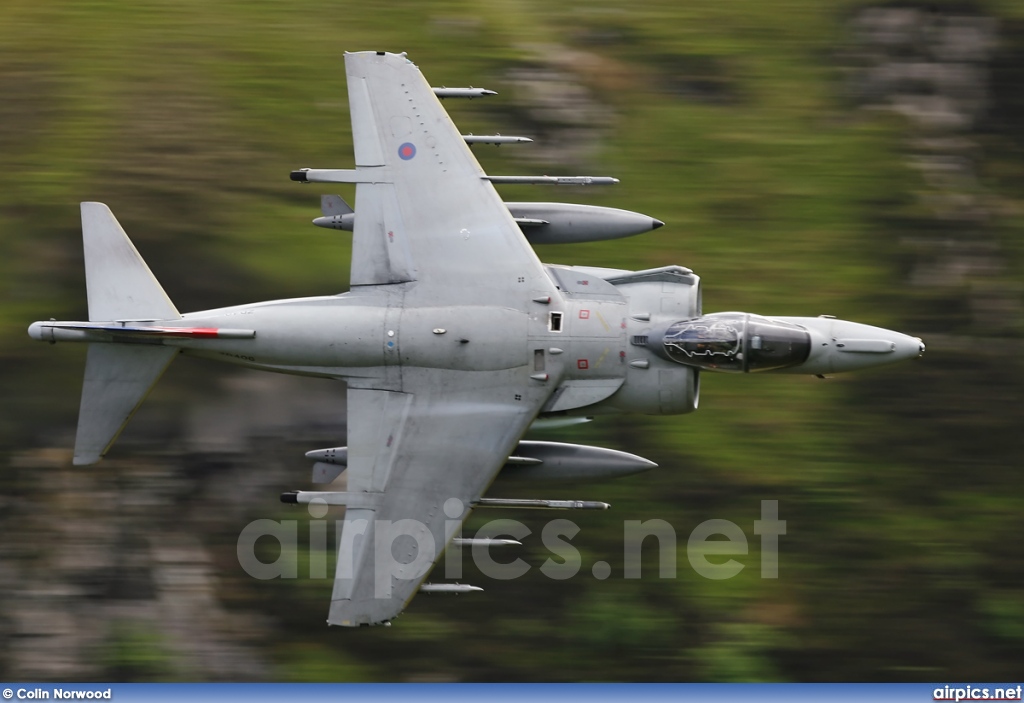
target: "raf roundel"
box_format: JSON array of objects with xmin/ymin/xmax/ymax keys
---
[{"xmin": 398, "ymin": 142, "xmax": 416, "ymax": 160}]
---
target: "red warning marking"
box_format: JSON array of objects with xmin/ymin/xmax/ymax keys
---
[
  {"xmin": 148, "ymin": 327, "xmax": 222, "ymax": 338},
  {"xmin": 388, "ymin": 230, "xmax": 394, "ymax": 242},
  {"xmin": 386, "ymin": 434, "xmax": 394, "ymax": 448},
  {"xmin": 579, "ymin": 310, "xmax": 590, "ymax": 319},
  {"xmin": 578, "ymin": 359, "xmax": 589, "ymax": 370}
]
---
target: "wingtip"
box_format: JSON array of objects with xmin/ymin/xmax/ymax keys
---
[{"xmin": 80, "ymin": 201, "xmax": 111, "ymax": 215}]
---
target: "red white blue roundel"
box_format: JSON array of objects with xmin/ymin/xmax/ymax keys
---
[{"xmin": 398, "ymin": 142, "xmax": 416, "ymax": 160}]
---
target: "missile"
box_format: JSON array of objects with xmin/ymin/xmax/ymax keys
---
[
  {"xmin": 281, "ymin": 491, "xmax": 608, "ymax": 510},
  {"xmin": 305, "ymin": 448, "xmax": 350, "ymax": 464},
  {"xmin": 311, "ymin": 194, "xmax": 355, "ymax": 231},
  {"xmin": 293, "ymin": 170, "xmax": 618, "ymax": 187},
  {"xmin": 306, "ymin": 444, "xmax": 345, "ymax": 484},
  {"xmin": 432, "ymin": 87, "xmax": 496, "ymax": 99},
  {"xmin": 419, "ymin": 583, "xmax": 484, "ymax": 594},
  {"xmin": 306, "ymin": 440, "xmax": 655, "ymax": 484},
  {"xmin": 463, "ymin": 134, "xmax": 533, "ymax": 145},
  {"xmin": 311, "ymin": 196, "xmax": 663, "ymax": 244},
  {"xmin": 452, "ymin": 538, "xmax": 522, "ymax": 547},
  {"xmin": 484, "ymin": 175, "xmax": 619, "ymax": 186},
  {"xmin": 473, "ymin": 498, "xmax": 611, "ymax": 510},
  {"xmin": 306, "ymin": 446, "xmax": 347, "ymax": 465}
]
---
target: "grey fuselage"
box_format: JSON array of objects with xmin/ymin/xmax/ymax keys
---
[{"xmin": 54, "ymin": 263, "xmax": 921, "ymax": 420}]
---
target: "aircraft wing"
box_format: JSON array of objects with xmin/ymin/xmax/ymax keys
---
[
  {"xmin": 341, "ymin": 51, "xmax": 551, "ymax": 306},
  {"xmin": 309, "ymin": 52, "xmax": 560, "ymax": 626},
  {"xmin": 327, "ymin": 366, "xmax": 552, "ymax": 627}
]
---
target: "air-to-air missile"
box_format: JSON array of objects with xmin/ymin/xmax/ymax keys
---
[
  {"xmin": 431, "ymin": 86, "xmax": 497, "ymax": 99},
  {"xmin": 311, "ymin": 195, "xmax": 663, "ymax": 244},
  {"xmin": 311, "ymin": 195, "xmax": 355, "ymax": 232},
  {"xmin": 419, "ymin": 583, "xmax": 484, "ymax": 594},
  {"xmin": 451, "ymin": 538, "xmax": 522, "ymax": 547},
  {"xmin": 462, "ymin": 134, "xmax": 534, "ymax": 145},
  {"xmin": 280, "ymin": 491, "xmax": 610, "ymax": 511}
]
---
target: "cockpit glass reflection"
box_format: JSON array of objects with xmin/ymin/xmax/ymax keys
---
[
  {"xmin": 659, "ymin": 313, "xmax": 811, "ymax": 373},
  {"xmin": 663, "ymin": 314, "xmax": 745, "ymax": 372}
]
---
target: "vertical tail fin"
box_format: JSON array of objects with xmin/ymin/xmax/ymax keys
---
[
  {"xmin": 81, "ymin": 202, "xmax": 179, "ymax": 322},
  {"xmin": 73, "ymin": 203, "xmax": 180, "ymax": 464}
]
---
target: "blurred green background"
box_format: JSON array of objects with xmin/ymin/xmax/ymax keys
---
[{"xmin": 2, "ymin": 0, "xmax": 1023, "ymax": 682}]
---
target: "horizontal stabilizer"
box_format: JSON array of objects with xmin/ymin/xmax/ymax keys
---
[{"xmin": 74, "ymin": 344, "xmax": 179, "ymax": 465}]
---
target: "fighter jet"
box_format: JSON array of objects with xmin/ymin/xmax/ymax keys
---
[{"xmin": 28, "ymin": 51, "xmax": 923, "ymax": 627}]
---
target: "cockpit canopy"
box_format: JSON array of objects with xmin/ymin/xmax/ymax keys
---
[{"xmin": 654, "ymin": 313, "xmax": 811, "ymax": 373}]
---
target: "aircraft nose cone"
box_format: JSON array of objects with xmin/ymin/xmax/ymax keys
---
[
  {"xmin": 651, "ymin": 219, "xmax": 665, "ymax": 230},
  {"xmin": 887, "ymin": 331, "xmax": 926, "ymax": 364},
  {"xmin": 802, "ymin": 318, "xmax": 926, "ymax": 373}
]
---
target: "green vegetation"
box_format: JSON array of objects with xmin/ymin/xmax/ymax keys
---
[{"xmin": 1, "ymin": 0, "xmax": 1022, "ymax": 683}]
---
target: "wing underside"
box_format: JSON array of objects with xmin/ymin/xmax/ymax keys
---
[
  {"xmin": 323, "ymin": 52, "xmax": 559, "ymax": 626},
  {"xmin": 329, "ymin": 368, "xmax": 548, "ymax": 626}
]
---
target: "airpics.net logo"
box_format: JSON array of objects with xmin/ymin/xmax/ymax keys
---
[
  {"xmin": 933, "ymin": 685, "xmax": 1023, "ymax": 701},
  {"xmin": 235, "ymin": 499, "xmax": 786, "ymax": 596}
]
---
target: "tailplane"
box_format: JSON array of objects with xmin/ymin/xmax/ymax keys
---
[{"xmin": 74, "ymin": 344, "xmax": 178, "ymax": 465}]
